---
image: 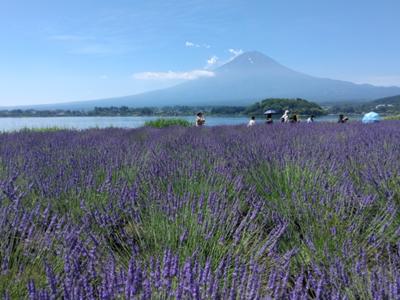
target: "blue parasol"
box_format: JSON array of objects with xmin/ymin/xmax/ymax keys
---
[{"xmin": 362, "ymin": 112, "xmax": 381, "ymax": 124}]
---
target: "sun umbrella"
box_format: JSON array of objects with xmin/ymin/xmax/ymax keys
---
[
  {"xmin": 264, "ymin": 109, "xmax": 277, "ymax": 115},
  {"xmin": 362, "ymin": 112, "xmax": 381, "ymax": 124}
]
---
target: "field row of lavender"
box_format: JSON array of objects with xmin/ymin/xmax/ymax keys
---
[{"xmin": 0, "ymin": 122, "xmax": 399, "ymax": 299}]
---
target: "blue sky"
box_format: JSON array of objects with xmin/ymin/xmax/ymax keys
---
[{"xmin": 1, "ymin": 0, "xmax": 399, "ymax": 106}]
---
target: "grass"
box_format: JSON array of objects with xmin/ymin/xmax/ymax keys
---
[
  {"xmin": 144, "ymin": 118, "xmax": 192, "ymax": 128},
  {"xmin": 17, "ymin": 126, "xmax": 67, "ymax": 132},
  {"xmin": 384, "ymin": 114, "xmax": 400, "ymax": 120}
]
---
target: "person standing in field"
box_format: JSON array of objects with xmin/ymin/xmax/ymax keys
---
[
  {"xmin": 291, "ymin": 113, "xmax": 298, "ymax": 123},
  {"xmin": 281, "ymin": 110, "xmax": 290, "ymax": 123},
  {"xmin": 196, "ymin": 112, "xmax": 205, "ymax": 127},
  {"xmin": 307, "ymin": 115, "xmax": 315, "ymax": 123},
  {"xmin": 247, "ymin": 116, "xmax": 256, "ymax": 127},
  {"xmin": 338, "ymin": 114, "xmax": 349, "ymax": 123},
  {"xmin": 265, "ymin": 113, "xmax": 273, "ymax": 124}
]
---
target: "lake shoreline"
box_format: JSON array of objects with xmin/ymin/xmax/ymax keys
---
[{"xmin": 0, "ymin": 115, "xmax": 366, "ymax": 132}]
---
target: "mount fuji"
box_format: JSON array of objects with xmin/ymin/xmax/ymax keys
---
[{"xmin": 12, "ymin": 51, "xmax": 400, "ymax": 109}]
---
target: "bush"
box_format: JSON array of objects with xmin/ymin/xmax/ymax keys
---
[
  {"xmin": 144, "ymin": 118, "xmax": 191, "ymax": 128},
  {"xmin": 384, "ymin": 114, "xmax": 400, "ymax": 120},
  {"xmin": 14, "ymin": 127, "xmax": 66, "ymax": 133}
]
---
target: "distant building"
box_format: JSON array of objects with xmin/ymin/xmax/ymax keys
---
[{"xmin": 375, "ymin": 104, "xmax": 393, "ymax": 109}]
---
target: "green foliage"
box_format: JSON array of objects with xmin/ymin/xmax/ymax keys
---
[
  {"xmin": 144, "ymin": 118, "xmax": 192, "ymax": 128},
  {"xmin": 244, "ymin": 98, "xmax": 326, "ymax": 116},
  {"xmin": 92, "ymin": 106, "xmax": 155, "ymax": 116},
  {"xmin": 18, "ymin": 127, "xmax": 66, "ymax": 132},
  {"xmin": 209, "ymin": 106, "xmax": 246, "ymax": 115},
  {"xmin": 328, "ymin": 94, "xmax": 400, "ymax": 115},
  {"xmin": 384, "ymin": 114, "xmax": 400, "ymax": 120}
]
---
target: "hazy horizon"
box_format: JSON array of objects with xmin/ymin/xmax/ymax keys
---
[{"xmin": 1, "ymin": 0, "xmax": 400, "ymax": 106}]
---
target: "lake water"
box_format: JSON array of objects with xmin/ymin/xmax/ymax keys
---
[{"xmin": 0, "ymin": 115, "xmax": 361, "ymax": 132}]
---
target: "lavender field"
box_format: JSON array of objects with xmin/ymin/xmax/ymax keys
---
[{"xmin": 0, "ymin": 122, "xmax": 399, "ymax": 299}]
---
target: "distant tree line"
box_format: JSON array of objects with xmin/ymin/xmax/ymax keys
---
[
  {"xmin": 91, "ymin": 106, "xmax": 247, "ymax": 116},
  {"xmin": 0, "ymin": 109, "xmax": 86, "ymax": 117},
  {"xmin": 327, "ymin": 96, "xmax": 400, "ymax": 114},
  {"xmin": 0, "ymin": 98, "xmax": 328, "ymax": 117},
  {"xmin": 244, "ymin": 98, "xmax": 326, "ymax": 116},
  {"xmin": 0, "ymin": 106, "xmax": 246, "ymax": 117}
]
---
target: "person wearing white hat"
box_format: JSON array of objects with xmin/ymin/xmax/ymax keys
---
[{"xmin": 280, "ymin": 110, "xmax": 290, "ymax": 123}]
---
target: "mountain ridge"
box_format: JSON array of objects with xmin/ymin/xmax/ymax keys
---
[{"xmin": 3, "ymin": 51, "xmax": 400, "ymax": 109}]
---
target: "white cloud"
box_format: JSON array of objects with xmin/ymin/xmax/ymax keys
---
[
  {"xmin": 205, "ymin": 55, "xmax": 219, "ymax": 69},
  {"xmin": 133, "ymin": 70, "xmax": 215, "ymax": 80},
  {"xmin": 185, "ymin": 41, "xmax": 211, "ymax": 49},
  {"xmin": 185, "ymin": 41, "xmax": 200, "ymax": 47},
  {"xmin": 228, "ymin": 48, "xmax": 244, "ymax": 58}
]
